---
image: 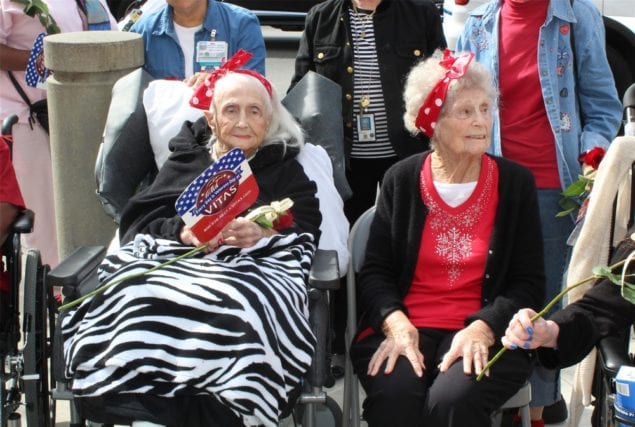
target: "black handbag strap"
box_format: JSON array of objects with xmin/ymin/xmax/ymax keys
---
[{"xmin": 7, "ymin": 71, "xmax": 34, "ymax": 109}]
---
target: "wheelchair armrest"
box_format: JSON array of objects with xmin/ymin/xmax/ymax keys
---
[
  {"xmin": 11, "ymin": 209, "xmax": 34, "ymax": 234},
  {"xmin": 597, "ymin": 335, "xmax": 633, "ymax": 377},
  {"xmin": 48, "ymin": 246, "xmax": 106, "ymax": 288},
  {"xmin": 309, "ymin": 249, "xmax": 339, "ymax": 290}
]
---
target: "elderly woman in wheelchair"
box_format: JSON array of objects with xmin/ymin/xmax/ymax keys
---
[
  {"xmin": 60, "ymin": 52, "xmax": 323, "ymax": 427},
  {"xmin": 348, "ymin": 49, "xmax": 545, "ymax": 427}
]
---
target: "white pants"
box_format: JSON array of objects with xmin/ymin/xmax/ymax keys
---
[{"xmin": 11, "ymin": 122, "xmax": 59, "ymax": 267}]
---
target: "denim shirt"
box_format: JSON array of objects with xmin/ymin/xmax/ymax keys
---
[
  {"xmin": 131, "ymin": 0, "xmax": 266, "ymax": 79},
  {"xmin": 456, "ymin": 0, "xmax": 621, "ymax": 190}
]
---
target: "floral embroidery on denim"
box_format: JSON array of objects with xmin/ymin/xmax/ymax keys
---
[
  {"xmin": 470, "ymin": 26, "xmax": 490, "ymax": 52},
  {"xmin": 561, "ymin": 112, "xmax": 572, "ymax": 132},
  {"xmin": 556, "ymin": 47, "xmax": 570, "ymax": 77}
]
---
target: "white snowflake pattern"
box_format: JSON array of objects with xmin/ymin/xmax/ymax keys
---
[{"xmin": 436, "ymin": 227, "xmax": 472, "ymax": 263}]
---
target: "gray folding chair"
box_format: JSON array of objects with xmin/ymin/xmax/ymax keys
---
[{"xmin": 341, "ymin": 206, "xmax": 531, "ymax": 427}]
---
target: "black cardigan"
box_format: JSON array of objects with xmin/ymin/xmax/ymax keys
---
[
  {"xmin": 289, "ymin": 0, "xmax": 446, "ymax": 161},
  {"xmin": 537, "ymin": 236, "xmax": 635, "ymax": 368},
  {"xmin": 119, "ymin": 117, "xmax": 321, "ymax": 245},
  {"xmin": 357, "ymin": 152, "xmax": 545, "ymax": 339}
]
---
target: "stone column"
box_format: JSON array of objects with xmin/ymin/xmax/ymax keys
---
[{"xmin": 44, "ymin": 31, "xmax": 144, "ymax": 258}]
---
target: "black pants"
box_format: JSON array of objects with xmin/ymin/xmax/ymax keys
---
[{"xmin": 350, "ymin": 329, "xmax": 533, "ymax": 427}]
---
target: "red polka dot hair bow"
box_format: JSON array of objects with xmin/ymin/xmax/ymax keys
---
[
  {"xmin": 189, "ymin": 49, "xmax": 273, "ymax": 110},
  {"xmin": 415, "ymin": 49, "xmax": 475, "ymax": 138}
]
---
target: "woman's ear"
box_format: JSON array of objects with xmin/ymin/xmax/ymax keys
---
[{"xmin": 204, "ymin": 110, "xmax": 215, "ymax": 130}]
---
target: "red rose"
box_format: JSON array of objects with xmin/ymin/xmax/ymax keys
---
[
  {"xmin": 579, "ymin": 147, "xmax": 606, "ymax": 170},
  {"xmin": 273, "ymin": 210, "xmax": 294, "ymax": 231}
]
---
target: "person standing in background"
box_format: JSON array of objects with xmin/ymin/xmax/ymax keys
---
[
  {"xmin": 0, "ymin": 0, "xmax": 117, "ymax": 269},
  {"xmin": 456, "ymin": 0, "xmax": 622, "ymax": 425},
  {"xmin": 289, "ymin": 0, "xmax": 446, "ymax": 361},
  {"xmin": 129, "ymin": 0, "xmax": 266, "ymax": 84}
]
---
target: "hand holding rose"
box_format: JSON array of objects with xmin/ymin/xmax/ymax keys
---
[{"xmin": 501, "ymin": 309, "xmax": 560, "ymax": 351}]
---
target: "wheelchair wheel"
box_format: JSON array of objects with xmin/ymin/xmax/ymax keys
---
[
  {"xmin": 294, "ymin": 395, "xmax": 343, "ymax": 427},
  {"xmin": 22, "ymin": 249, "xmax": 54, "ymax": 427}
]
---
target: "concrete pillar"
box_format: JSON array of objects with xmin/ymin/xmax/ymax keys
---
[{"xmin": 44, "ymin": 31, "xmax": 144, "ymax": 258}]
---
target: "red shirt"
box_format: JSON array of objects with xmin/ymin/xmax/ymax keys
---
[
  {"xmin": 1, "ymin": 140, "xmax": 26, "ymax": 293},
  {"xmin": 404, "ymin": 155, "xmax": 499, "ymax": 330},
  {"xmin": 499, "ymin": 0, "xmax": 560, "ymax": 189}
]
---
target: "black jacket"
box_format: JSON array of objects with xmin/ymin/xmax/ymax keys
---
[
  {"xmin": 357, "ymin": 152, "xmax": 545, "ymax": 339},
  {"xmin": 537, "ymin": 236, "xmax": 635, "ymax": 368},
  {"xmin": 119, "ymin": 117, "xmax": 321, "ymax": 245},
  {"xmin": 289, "ymin": 0, "xmax": 446, "ymax": 161}
]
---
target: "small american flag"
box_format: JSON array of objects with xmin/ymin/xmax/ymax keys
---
[
  {"xmin": 176, "ymin": 148, "xmax": 259, "ymax": 242},
  {"xmin": 25, "ymin": 33, "xmax": 48, "ymax": 88}
]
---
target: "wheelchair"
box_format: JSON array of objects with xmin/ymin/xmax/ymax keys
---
[
  {"xmin": 0, "ymin": 115, "xmax": 56, "ymax": 427},
  {"xmin": 564, "ymin": 82, "xmax": 635, "ymax": 427},
  {"xmin": 1, "ymin": 68, "xmax": 348, "ymax": 426}
]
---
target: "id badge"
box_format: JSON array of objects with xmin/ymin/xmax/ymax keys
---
[
  {"xmin": 357, "ymin": 113, "xmax": 376, "ymax": 142},
  {"xmin": 196, "ymin": 40, "xmax": 228, "ymax": 69}
]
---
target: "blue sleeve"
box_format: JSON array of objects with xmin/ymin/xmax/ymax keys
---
[
  {"xmin": 574, "ymin": 2, "xmax": 622, "ymax": 151},
  {"xmin": 237, "ymin": 14, "xmax": 266, "ymax": 76}
]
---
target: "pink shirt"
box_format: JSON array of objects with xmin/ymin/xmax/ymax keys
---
[{"xmin": 0, "ymin": 0, "xmax": 117, "ymax": 124}]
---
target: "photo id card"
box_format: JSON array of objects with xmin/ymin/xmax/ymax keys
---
[
  {"xmin": 196, "ymin": 40, "xmax": 228, "ymax": 69},
  {"xmin": 357, "ymin": 113, "xmax": 376, "ymax": 142}
]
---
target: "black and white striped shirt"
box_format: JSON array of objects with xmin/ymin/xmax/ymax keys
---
[{"xmin": 349, "ymin": 7, "xmax": 396, "ymax": 159}]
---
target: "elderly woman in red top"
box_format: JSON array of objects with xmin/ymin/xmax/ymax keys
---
[{"xmin": 349, "ymin": 49, "xmax": 545, "ymax": 427}]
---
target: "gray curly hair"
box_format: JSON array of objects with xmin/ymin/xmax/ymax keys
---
[{"xmin": 403, "ymin": 50, "xmax": 497, "ymax": 145}]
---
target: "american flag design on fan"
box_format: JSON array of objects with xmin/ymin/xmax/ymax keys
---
[{"xmin": 175, "ymin": 148, "xmax": 259, "ymax": 242}]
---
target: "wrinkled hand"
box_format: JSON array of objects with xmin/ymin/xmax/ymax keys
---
[
  {"xmin": 438, "ymin": 320, "xmax": 495, "ymax": 377},
  {"xmin": 368, "ymin": 311, "xmax": 424, "ymax": 377},
  {"xmin": 501, "ymin": 308, "xmax": 560, "ymax": 351},
  {"xmin": 219, "ymin": 217, "xmax": 275, "ymax": 248},
  {"xmin": 179, "ymin": 217, "xmax": 274, "ymax": 250},
  {"xmin": 179, "ymin": 226, "xmax": 221, "ymax": 252},
  {"xmin": 184, "ymin": 71, "xmax": 211, "ymax": 90}
]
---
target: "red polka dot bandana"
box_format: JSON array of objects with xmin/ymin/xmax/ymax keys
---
[
  {"xmin": 189, "ymin": 49, "xmax": 273, "ymax": 111},
  {"xmin": 415, "ymin": 49, "xmax": 475, "ymax": 138}
]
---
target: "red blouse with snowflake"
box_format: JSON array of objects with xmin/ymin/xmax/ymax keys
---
[{"xmin": 404, "ymin": 155, "xmax": 499, "ymax": 330}]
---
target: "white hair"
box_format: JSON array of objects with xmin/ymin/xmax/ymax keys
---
[
  {"xmin": 403, "ymin": 49, "xmax": 497, "ymax": 145},
  {"xmin": 210, "ymin": 72, "xmax": 304, "ymax": 152}
]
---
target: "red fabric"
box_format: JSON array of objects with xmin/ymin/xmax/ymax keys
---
[
  {"xmin": 404, "ymin": 155, "xmax": 499, "ymax": 330},
  {"xmin": 499, "ymin": 0, "xmax": 559, "ymax": 189},
  {"xmin": 189, "ymin": 49, "xmax": 272, "ymax": 111},
  {"xmin": 415, "ymin": 49, "xmax": 475, "ymax": 138},
  {"xmin": 0, "ymin": 139, "xmax": 26, "ymax": 293}
]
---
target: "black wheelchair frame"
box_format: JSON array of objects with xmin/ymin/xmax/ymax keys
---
[{"xmin": 1, "ymin": 115, "xmax": 56, "ymax": 427}]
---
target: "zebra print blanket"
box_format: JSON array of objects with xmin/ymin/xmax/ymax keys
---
[{"xmin": 62, "ymin": 233, "xmax": 317, "ymax": 427}]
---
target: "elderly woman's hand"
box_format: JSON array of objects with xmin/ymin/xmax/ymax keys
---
[
  {"xmin": 220, "ymin": 217, "xmax": 276, "ymax": 248},
  {"xmin": 368, "ymin": 311, "xmax": 424, "ymax": 378},
  {"xmin": 438, "ymin": 320, "xmax": 495, "ymax": 377},
  {"xmin": 180, "ymin": 226, "xmax": 221, "ymax": 252},
  {"xmin": 501, "ymin": 308, "xmax": 560, "ymax": 351},
  {"xmin": 184, "ymin": 71, "xmax": 211, "ymax": 90}
]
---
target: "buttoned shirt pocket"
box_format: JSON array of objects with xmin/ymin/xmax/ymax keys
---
[
  {"xmin": 313, "ymin": 45, "xmax": 342, "ymax": 78},
  {"xmin": 394, "ymin": 43, "xmax": 426, "ymax": 65}
]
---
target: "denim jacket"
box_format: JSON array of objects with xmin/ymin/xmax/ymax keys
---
[
  {"xmin": 456, "ymin": 0, "xmax": 621, "ymax": 190},
  {"xmin": 131, "ymin": 0, "xmax": 266, "ymax": 79}
]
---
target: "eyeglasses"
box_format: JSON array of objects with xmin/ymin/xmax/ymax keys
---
[{"xmin": 445, "ymin": 103, "xmax": 492, "ymax": 121}]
